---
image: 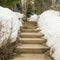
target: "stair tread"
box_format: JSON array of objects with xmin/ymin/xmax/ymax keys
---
[
  {"xmin": 17, "ymin": 44, "xmax": 49, "ymax": 49},
  {"xmin": 21, "ymin": 28, "xmax": 40, "ymax": 32},
  {"xmin": 19, "ymin": 38, "xmax": 47, "ymax": 44},
  {"xmin": 11, "ymin": 54, "xmax": 53, "ymax": 60},
  {"xmin": 20, "ymin": 38, "xmax": 46, "ymax": 40},
  {"xmin": 23, "ymin": 21, "xmax": 37, "ymax": 29},
  {"xmin": 20, "ymin": 32, "xmax": 44, "ymax": 35},
  {"xmin": 20, "ymin": 32, "xmax": 44, "ymax": 38}
]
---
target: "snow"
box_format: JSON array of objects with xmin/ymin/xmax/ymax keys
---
[
  {"xmin": 0, "ymin": 6, "xmax": 23, "ymax": 47},
  {"xmin": 29, "ymin": 14, "xmax": 38, "ymax": 21},
  {"xmin": 14, "ymin": 12, "xmax": 24, "ymax": 26},
  {"xmin": 14, "ymin": 12, "xmax": 24, "ymax": 19},
  {"xmin": 37, "ymin": 10, "xmax": 60, "ymax": 60}
]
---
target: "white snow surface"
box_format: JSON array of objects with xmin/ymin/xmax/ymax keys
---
[
  {"xmin": 37, "ymin": 10, "xmax": 60, "ymax": 60},
  {"xmin": 0, "ymin": 6, "xmax": 22, "ymax": 47},
  {"xmin": 14, "ymin": 12, "xmax": 24, "ymax": 26}
]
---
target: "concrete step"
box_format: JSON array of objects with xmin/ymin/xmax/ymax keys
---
[
  {"xmin": 17, "ymin": 44, "xmax": 50, "ymax": 53},
  {"xmin": 22, "ymin": 26, "xmax": 38, "ymax": 29},
  {"xmin": 19, "ymin": 38, "xmax": 47, "ymax": 44},
  {"xmin": 23, "ymin": 21, "xmax": 38, "ymax": 29},
  {"xmin": 11, "ymin": 54, "xmax": 53, "ymax": 60},
  {"xmin": 20, "ymin": 32, "xmax": 44, "ymax": 38},
  {"xmin": 20, "ymin": 28, "xmax": 40, "ymax": 33}
]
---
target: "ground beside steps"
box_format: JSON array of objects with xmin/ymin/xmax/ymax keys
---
[{"xmin": 11, "ymin": 21, "xmax": 53, "ymax": 60}]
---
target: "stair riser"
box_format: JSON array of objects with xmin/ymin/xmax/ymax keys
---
[
  {"xmin": 20, "ymin": 35, "xmax": 44, "ymax": 38},
  {"xmin": 19, "ymin": 40, "xmax": 46, "ymax": 44},
  {"xmin": 20, "ymin": 30, "xmax": 40, "ymax": 33},
  {"xmin": 17, "ymin": 49, "xmax": 49, "ymax": 53}
]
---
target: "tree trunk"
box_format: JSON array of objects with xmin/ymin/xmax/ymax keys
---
[{"xmin": 21, "ymin": 0, "xmax": 32, "ymax": 20}]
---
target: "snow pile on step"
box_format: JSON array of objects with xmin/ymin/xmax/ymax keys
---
[
  {"xmin": 38, "ymin": 10, "xmax": 60, "ymax": 60},
  {"xmin": 29, "ymin": 14, "xmax": 38, "ymax": 21},
  {"xmin": 0, "ymin": 6, "xmax": 22, "ymax": 47}
]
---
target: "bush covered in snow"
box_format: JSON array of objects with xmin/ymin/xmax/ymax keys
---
[
  {"xmin": 14, "ymin": 12, "xmax": 24, "ymax": 26},
  {"xmin": 0, "ymin": 6, "xmax": 22, "ymax": 47}
]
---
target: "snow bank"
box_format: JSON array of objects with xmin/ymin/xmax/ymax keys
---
[
  {"xmin": 38, "ymin": 10, "xmax": 60, "ymax": 60},
  {"xmin": 0, "ymin": 6, "xmax": 22, "ymax": 47},
  {"xmin": 14, "ymin": 12, "xmax": 24, "ymax": 26},
  {"xmin": 14, "ymin": 12, "xmax": 24, "ymax": 19},
  {"xmin": 29, "ymin": 14, "xmax": 38, "ymax": 21}
]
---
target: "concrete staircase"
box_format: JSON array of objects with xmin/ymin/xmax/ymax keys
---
[{"xmin": 12, "ymin": 21, "xmax": 53, "ymax": 60}]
